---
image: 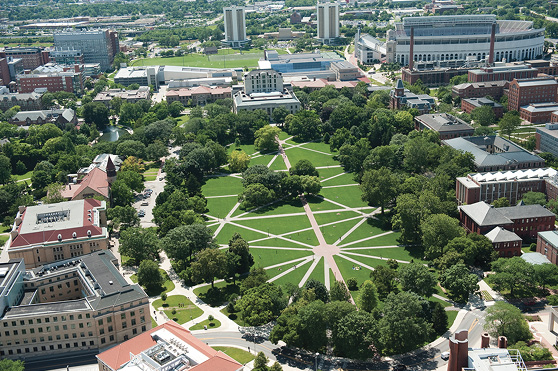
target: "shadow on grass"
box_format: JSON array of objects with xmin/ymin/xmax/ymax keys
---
[
  {"xmin": 145, "ymin": 285, "xmax": 166, "ymax": 297},
  {"xmin": 247, "ymin": 197, "xmax": 303, "ymax": 215},
  {"xmin": 197, "ymin": 284, "xmax": 241, "ymax": 307}
]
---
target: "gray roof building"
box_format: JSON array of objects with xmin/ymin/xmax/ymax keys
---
[
  {"xmin": 415, "ymin": 113, "xmax": 474, "ymax": 139},
  {"xmin": 485, "ymin": 226, "xmax": 522, "ymax": 243},
  {"xmin": 443, "ymin": 136, "xmax": 545, "ymax": 171}
]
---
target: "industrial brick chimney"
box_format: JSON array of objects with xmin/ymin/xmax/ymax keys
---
[
  {"xmin": 448, "ymin": 329, "xmax": 469, "ymax": 371},
  {"xmin": 409, "ymin": 27, "xmax": 415, "ymax": 70},
  {"xmin": 488, "ymin": 23, "xmax": 496, "ymax": 65}
]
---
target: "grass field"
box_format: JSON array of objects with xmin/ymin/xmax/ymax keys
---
[
  {"xmin": 189, "ymin": 317, "xmax": 221, "ymax": 331},
  {"xmin": 153, "ymin": 295, "xmax": 203, "ymax": 324},
  {"xmin": 132, "ymin": 49, "xmax": 267, "ymax": 68},
  {"xmin": 212, "ymin": 346, "xmax": 255, "ymax": 364},
  {"xmin": 130, "ymin": 269, "xmax": 175, "ymax": 296}
]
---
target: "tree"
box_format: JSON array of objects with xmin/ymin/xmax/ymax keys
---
[
  {"xmin": 119, "ymin": 227, "xmax": 160, "ymax": 265},
  {"xmin": 270, "ymin": 362, "xmax": 282, "ymax": 371},
  {"xmin": 239, "ymin": 183, "xmax": 275, "ymax": 210},
  {"xmin": 237, "ymin": 283, "xmax": 286, "ymax": 326},
  {"xmin": 146, "ymin": 142, "xmax": 169, "ymax": 161},
  {"xmin": 398, "ymin": 262, "xmax": 437, "ymax": 297},
  {"xmin": 492, "ymin": 197, "xmax": 510, "ymax": 208},
  {"xmin": 116, "ymin": 140, "xmax": 147, "ymax": 159},
  {"xmin": 440, "ymin": 264, "xmax": 479, "ymax": 302},
  {"xmin": 229, "ymin": 150, "xmax": 250, "ymax": 173},
  {"xmin": 379, "ymin": 291, "xmax": 434, "ymax": 355},
  {"xmin": 253, "ymin": 352, "xmax": 269, "ymax": 371},
  {"xmin": 358, "ymin": 280, "xmax": 379, "ymax": 312},
  {"xmin": 227, "ymin": 233, "xmax": 255, "ymax": 281},
  {"xmin": 521, "ymin": 191, "xmax": 547, "ymax": 205},
  {"xmin": 499, "ymin": 111, "xmax": 521, "ymax": 138},
  {"xmin": 0, "ymin": 154, "xmax": 11, "ymax": 184},
  {"xmin": 111, "ymin": 179, "xmax": 134, "ymax": 207},
  {"xmin": 168, "ymin": 101, "xmax": 184, "ymax": 117},
  {"xmin": 0, "ymin": 359, "xmax": 24, "ymax": 371},
  {"xmin": 162, "ymin": 223, "xmax": 214, "ymax": 263},
  {"xmin": 254, "ymin": 125, "xmax": 280, "ymax": 152},
  {"xmin": 42, "ymin": 182, "xmax": 66, "ymax": 204},
  {"xmin": 370, "ymin": 265, "xmax": 397, "ymax": 299},
  {"xmin": 471, "ymin": 105, "xmax": 496, "ymax": 126},
  {"xmin": 287, "ymin": 110, "xmax": 322, "ymax": 141},
  {"xmin": 117, "ymin": 170, "xmax": 144, "ymax": 193},
  {"xmin": 421, "ymin": 214, "xmax": 464, "ymax": 261},
  {"xmin": 484, "ymin": 301, "xmax": 532, "ymax": 344},
  {"xmin": 333, "ymin": 311, "xmax": 379, "ymax": 360},
  {"xmin": 121, "ymin": 156, "xmax": 145, "ymax": 173},
  {"xmin": 533, "ymin": 263, "xmax": 558, "ymax": 290},
  {"xmin": 431, "ymin": 302, "xmax": 448, "ymax": 335},
  {"xmin": 107, "ymin": 205, "xmax": 139, "ymax": 231},
  {"xmin": 330, "ymin": 280, "xmax": 351, "ymax": 302},
  {"xmin": 490, "ymin": 257, "xmax": 535, "ymax": 297},
  {"xmin": 190, "ymin": 248, "xmax": 227, "ymax": 288},
  {"xmin": 304, "ymin": 279, "xmax": 329, "ymax": 303},
  {"xmin": 360, "ymin": 167, "xmax": 399, "ymax": 214},
  {"xmin": 272, "ymin": 106, "xmax": 289, "ymax": 124},
  {"xmin": 82, "ymin": 102, "xmax": 109, "ymax": 130},
  {"xmin": 289, "ymin": 159, "xmax": 318, "ymax": 177},
  {"xmin": 240, "ymin": 267, "xmax": 269, "ymax": 294},
  {"xmin": 137, "ymin": 260, "xmax": 164, "ymax": 292}
]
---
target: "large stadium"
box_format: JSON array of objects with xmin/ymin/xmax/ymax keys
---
[{"xmin": 356, "ymin": 15, "xmax": 544, "ymax": 66}]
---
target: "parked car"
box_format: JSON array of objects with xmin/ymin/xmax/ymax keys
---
[
  {"xmin": 138, "ymin": 210, "xmax": 145, "ymax": 217},
  {"xmin": 392, "ymin": 364, "xmax": 407, "ymax": 371},
  {"xmin": 141, "ymin": 202, "xmax": 148, "ymax": 206},
  {"xmin": 441, "ymin": 352, "xmax": 450, "ymax": 361}
]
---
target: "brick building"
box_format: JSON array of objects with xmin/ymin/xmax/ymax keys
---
[
  {"xmin": 0, "ymin": 58, "xmax": 10, "ymax": 86},
  {"xmin": 93, "ymin": 87, "xmax": 151, "ymax": 107},
  {"xmin": 485, "ymin": 226, "xmax": 523, "ymax": 257},
  {"xmin": 17, "ymin": 64, "xmax": 84, "ymax": 95},
  {"xmin": 0, "ymin": 250, "xmax": 150, "ymax": 361},
  {"xmin": 519, "ymin": 102, "xmax": 558, "ymax": 124},
  {"xmin": 401, "ymin": 66, "xmax": 469, "ymax": 86},
  {"xmin": 537, "ymin": 230, "xmax": 558, "ymax": 265},
  {"xmin": 0, "ymin": 90, "xmax": 44, "ymax": 111},
  {"xmin": 9, "ymin": 108, "xmax": 76, "ymax": 126},
  {"xmin": 507, "ymin": 77, "xmax": 558, "ymax": 112},
  {"xmin": 455, "ymin": 168, "xmax": 557, "ymax": 206},
  {"xmin": 461, "ymin": 97, "xmax": 504, "ymax": 119},
  {"xmin": 451, "ymin": 81, "xmax": 508, "ymax": 100},
  {"xmin": 166, "ymin": 86, "xmax": 232, "ymax": 106},
  {"xmin": 468, "ymin": 64, "xmax": 539, "ymax": 83},
  {"xmin": 0, "ymin": 47, "xmax": 49, "ymax": 70},
  {"xmin": 390, "ymin": 79, "xmax": 435, "ymax": 113},
  {"xmin": 414, "ymin": 113, "xmax": 474, "ymax": 140},
  {"xmin": 7, "ymin": 199, "xmax": 109, "ymax": 268},
  {"xmin": 459, "ymin": 201, "xmax": 555, "ymax": 242}
]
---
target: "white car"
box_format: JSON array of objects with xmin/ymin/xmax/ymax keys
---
[{"xmin": 441, "ymin": 351, "xmax": 450, "ymax": 361}]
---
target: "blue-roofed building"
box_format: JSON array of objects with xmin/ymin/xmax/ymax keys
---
[
  {"xmin": 536, "ymin": 123, "xmax": 558, "ymax": 158},
  {"xmin": 537, "ymin": 230, "xmax": 558, "ymax": 265},
  {"xmin": 443, "ymin": 136, "xmax": 545, "ymax": 171}
]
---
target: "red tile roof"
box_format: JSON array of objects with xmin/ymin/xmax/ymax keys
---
[
  {"xmin": 61, "ymin": 167, "xmax": 110, "ymax": 200},
  {"xmin": 96, "ymin": 321, "xmax": 242, "ymax": 371}
]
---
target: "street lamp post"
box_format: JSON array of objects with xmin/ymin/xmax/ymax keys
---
[{"xmin": 315, "ymin": 352, "xmax": 319, "ymax": 371}]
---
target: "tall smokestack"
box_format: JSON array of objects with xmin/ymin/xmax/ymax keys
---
[
  {"xmin": 488, "ymin": 23, "xmax": 496, "ymax": 65},
  {"xmin": 409, "ymin": 26, "xmax": 415, "ymax": 70},
  {"xmin": 448, "ymin": 330, "xmax": 469, "ymax": 371}
]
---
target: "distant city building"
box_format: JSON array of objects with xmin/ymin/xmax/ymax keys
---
[
  {"xmin": 93, "ymin": 87, "xmax": 151, "ymax": 107},
  {"xmin": 54, "ymin": 29, "xmax": 119, "ymax": 71},
  {"xmin": 0, "ymin": 90, "xmax": 44, "ymax": 111},
  {"xmin": 263, "ymin": 28, "xmax": 305, "ymax": 40},
  {"xmin": 317, "ymin": 2, "xmax": 340, "ymax": 44},
  {"xmin": 390, "ymin": 79, "xmax": 435, "ymax": 113},
  {"xmin": 0, "ymin": 58, "xmax": 10, "ymax": 86},
  {"xmin": 330, "ymin": 60, "xmax": 361, "ymax": 81},
  {"xmin": 9, "ymin": 108, "xmax": 76, "ymax": 126},
  {"xmin": 355, "ymin": 30, "xmax": 396, "ymax": 64},
  {"xmin": 414, "ymin": 113, "xmax": 474, "ymax": 140},
  {"xmin": 50, "ymin": 48, "xmax": 85, "ymax": 65},
  {"xmin": 8, "ymin": 199, "xmax": 109, "ymax": 268},
  {"xmin": 290, "ymin": 11, "xmax": 302, "ymax": 24},
  {"xmin": 0, "ymin": 47, "xmax": 49, "ymax": 70},
  {"xmin": 424, "ymin": 0, "xmax": 464, "ymax": 14},
  {"xmin": 233, "ymin": 69, "xmax": 300, "ymax": 116},
  {"xmin": 7, "ymin": 57, "xmax": 24, "ymax": 83},
  {"xmin": 114, "ymin": 66, "xmax": 240, "ymax": 88},
  {"xmin": 507, "ymin": 77, "xmax": 558, "ymax": 112},
  {"xmin": 459, "ymin": 200, "xmax": 555, "ymax": 246},
  {"xmin": 0, "ymin": 250, "xmax": 150, "ymax": 361},
  {"xmin": 114, "ymin": 66, "xmax": 159, "ymax": 89},
  {"xmin": 468, "ymin": 63, "xmax": 539, "ymax": 83},
  {"xmin": 166, "ymin": 86, "xmax": 232, "ymax": 106},
  {"xmin": 461, "ymin": 97, "xmax": 504, "ymax": 119},
  {"xmin": 223, "ymin": 6, "xmax": 249, "ymax": 48},
  {"xmin": 451, "ymin": 80, "xmax": 508, "ymax": 100},
  {"xmin": 17, "ymin": 64, "xmax": 84, "ymax": 95},
  {"xmin": 536, "ymin": 123, "xmax": 558, "ymax": 158},
  {"xmin": 456, "ymin": 167, "xmax": 558, "ymax": 205},
  {"xmin": 290, "ymin": 79, "xmax": 360, "ymax": 91},
  {"xmin": 259, "ymin": 50, "xmax": 346, "ymax": 80},
  {"xmin": 443, "ymin": 136, "xmax": 545, "ymax": 172},
  {"xmin": 96, "ymin": 321, "xmax": 242, "ymax": 371}
]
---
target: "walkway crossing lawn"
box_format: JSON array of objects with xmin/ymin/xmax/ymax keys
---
[
  {"xmin": 342, "ymin": 231, "xmax": 402, "ymax": 247},
  {"xmin": 342, "ymin": 246, "xmax": 424, "ymax": 263},
  {"xmin": 321, "ymin": 172, "xmax": 356, "ymax": 186},
  {"xmin": 234, "ymin": 215, "xmax": 312, "ymax": 236},
  {"xmin": 285, "ymin": 147, "xmax": 338, "ymax": 166},
  {"xmin": 249, "ymin": 153, "xmax": 279, "ymax": 166},
  {"xmin": 206, "ymin": 197, "xmax": 238, "ymax": 218},
  {"xmin": 300, "ymin": 141, "xmax": 333, "ymax": 153},
  {"xmin": 319, "ymin": 186, "xmax": 370, "ymax": 209},
  {"xmin": 271, "ymin": 259, "xmax": 312, "ymax": 287},
  {"xmin": 252, "ymin": 248, "xmax": 313, "ymax": 268},
  {"xmin": 268, "ymin": 156, "xmax": 287, "ymax": 170},
  {"xmin": 153, "ymin": 295, "xmax": 197, "ymax": 310},
  {"xmin": 307, "ymin": 195, "xmax": 348, "ymax": 212},
  {"xmin": 212, "ymin": 347, "xmax": 255, "ymax": 364},
  {"xmin": 307, "ymin": 257, "xmax": 325, "ymax": 284},
  {"xmin": 430, "ymin": 296, "xmax": 452, "ymax": 308},
  {"xmin": 317, "ymin": 167, "xmax": 345, "ymax": 180},
  {"xmin": 202, "ymin": 176, "xmax": 243, "ymax": 197},
  {"xmin": 236, "ymin": 198, "xmax": 304, "ymax": 216},
  {"xmin": 314, "ymin": 211, "xmax": 360, "ymax": 225},
  {"xmin": 282, "ymin": 228, "xmax": 320, "ymax": 246},
  {"xmin": 227, "ymin": 144, "xmax": 257, "ymax": 156},
  {"xmin": 337, "ymin": 221, "xmax": 386, "ymax": 245},
  {"xmin": 250, "ymin": 237, "xmax": 313, "ymax": 249},
  {"xmin": 214, "ymin": 224, "xmax": 268, "ymax": 245},
  {"xmin": 321, "ymin": 219, "xmax": 363, "ymax": 245},
  {"xmin": 333, "ymin": 255, "xmax": 373, "ymax": 295}
]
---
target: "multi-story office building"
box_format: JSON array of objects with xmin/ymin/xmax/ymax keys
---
[
  {"xmin": 468, "ymin": 64, "xmax": 539, "ymax": 83},
  {"xmin": 317, "ymin": 2, "xmax": 339, "ymax": 44},
  {"xmin": 0, "ymin": 250, "xmax": 150, "ymax": 361},
  {"xmin": 166, "ymin": 86, "xmax": 232, "ymax": 106},
  {"xmin": 54, "ymin": 29, "xmax": 118, "ymax": 71},
  {"xmin": 17, "ymin": 64, "xmax": 84, "ymax": 95},
  {"xmin": 507, "ymin": 77, "xmax": 558, "ymax": 112},
  {"xmin": 461, "ymin": 97, "xmax": 504, "ymax": 119},
  {"xmin": 414, "ymin": 113, "xmax": 474, "ymax": 140},
  {"xmin": 7, "ymin": 199, "xmax": 109, "ymax": 268},
  {"xmin": 451, "ymin": 80, "xmax": 508, "ymax": 100},
  {"xmin": 50, "ymin": 48, "xmax": 85, "ymax": 65},
  {"xmin": 223, "ymin": 6, "xmax": 248, "ymax": 48},
  {"xmin": 536, "ymin": 123, "xmax": 558, "ymax": 158},
  {"xmin": 0, "ymin": 47, "xmax": 49, "ymax": 70}
]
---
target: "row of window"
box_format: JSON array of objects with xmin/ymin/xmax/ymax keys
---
[
  {"xmin": 1, "ymin": 341, "xmax": 95, "ymax": 356},
  {"xmin": 3, "ymin": 312, "xmax": 91, "ymax": 327}
]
